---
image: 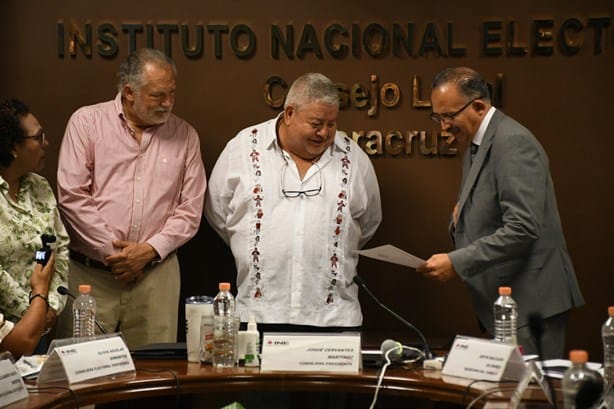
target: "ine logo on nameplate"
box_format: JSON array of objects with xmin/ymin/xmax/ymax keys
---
[
  {"xmin": 442, "ymin": 335, "xmax": 526, "ymax": 382},
  {"xmin": 260, "ymin": 332, "xmax": 361, "ymax": 373},
  {"xmin": 37, "ymin": 335, "xmax": 135, "ymax": 385}
]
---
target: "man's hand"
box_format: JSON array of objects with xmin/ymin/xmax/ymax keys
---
[
  {"xmin": 105, "ymin": 241, "xmax": 158, "ymax": 286},
  {"xmin": 416, "ymin": 253, "xmax": 457, "ymax": 282}
]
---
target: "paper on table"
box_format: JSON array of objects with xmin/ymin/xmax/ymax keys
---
[
  {"xmin": 535, "ymin": 359, "xmax": 603, "ymax": 379},
  {"xmin": 357, "ymin": 244, "xmax": 425, "ymax": 268},
  {"xmin": 15, "ymin": 355, "xmax": 47, "ymax": 379}
]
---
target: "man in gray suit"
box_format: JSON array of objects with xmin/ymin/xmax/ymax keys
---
[{"xmin": 417, "ymin": 67, "xmax": 584, "ymax": 359}]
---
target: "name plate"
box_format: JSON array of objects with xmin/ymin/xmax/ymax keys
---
[
  {"xmin": 442, "ymin": 335, "xmax": 525, "ymax": 381},
  {"xmin": 260, "ymin": 332, "xmax": 361, "ymax": 373},
  {"xmin": 509, "ymin": 361, "xmax": 554, "ymax": 409},
  {"xmin": 38, "ymin": 335, "xmax": 135, "ymax": 385},
  {"xmin": 0, "ymin": 359, "xmax": 28, "ymax": 408}
]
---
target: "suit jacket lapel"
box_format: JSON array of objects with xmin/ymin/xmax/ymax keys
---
[{"xmin": 457, "ymin": 110, "xmax": 505, "ymax": 216}]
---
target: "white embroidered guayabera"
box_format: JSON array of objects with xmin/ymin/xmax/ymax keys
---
[{"xmin": 247, "ymin": 128, "xmax": 352, "ymax": 304}]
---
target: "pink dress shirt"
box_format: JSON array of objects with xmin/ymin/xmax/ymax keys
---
[{"xmin": 57, "ymin": 93, "xmax": 206, "ymax": 262}]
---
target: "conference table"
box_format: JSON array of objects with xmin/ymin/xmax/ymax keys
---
[{"xmin": 8, "ymin": 358, "xmax": 557, "ymax": 409}]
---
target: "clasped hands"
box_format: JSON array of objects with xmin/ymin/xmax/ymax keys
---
[{"xmin": 105, "ymin": 241, "xmax": 158, "ymax": 286}]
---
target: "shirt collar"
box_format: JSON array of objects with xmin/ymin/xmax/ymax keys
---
[
  {"xmin": 113, "ymin": 92, "xmax": 125, "ymax": 120},
  {"xmin": 263, "ymin": 113, "xmax": 283, "ymax": 151},
  {"xmin": 0, "ymin": 173, "xmax": 34, "ymax": 190},
  {"xmin": 472, "ymin": 106, "xmax": 496, "ymax": 146}
]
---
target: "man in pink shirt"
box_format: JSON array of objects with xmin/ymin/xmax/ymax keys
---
[{"xmin": 56, "ymin": 48, "xmax": 206, "ymax": 349}]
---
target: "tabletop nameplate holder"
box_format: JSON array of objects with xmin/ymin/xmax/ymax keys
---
[
  {"xmin": 509, "ymin": 360, "xmax": 554, "ymax": 409},
  {"xmin": 37, "ymin": 332, "xmax": 135, "ymax": 386},
  {"xmin": 442, "ymin": 335, "xmax": 526, "ymax": 381},
  {"xmin": 260, "ymin": 332, "xmax": 361, "ymax": 374},
  {"xmin": 0, "ymin": 353, "xmax": 28, "ymax": 408}
]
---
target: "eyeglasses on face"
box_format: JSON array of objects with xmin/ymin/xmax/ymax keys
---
[
  {"xmin": 430, "ymin": 98, "xmax": 477, "ymax": 124},
  {"xmin": 22, "ymin": 131, "xmax": 46, "ymax": 145},
  {"xmin": 281, "ymin": 161, "xmax": 322, "ymax": 198}
]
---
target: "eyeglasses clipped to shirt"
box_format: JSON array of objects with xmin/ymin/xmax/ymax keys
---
[{"xmin": 280, "ymin": 161, "xmax": 323, "ymax": 198}]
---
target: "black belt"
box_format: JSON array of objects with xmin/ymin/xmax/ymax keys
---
[{"xmin": 69, "ymin": 250, "xmax": 112, "ymax": 272}]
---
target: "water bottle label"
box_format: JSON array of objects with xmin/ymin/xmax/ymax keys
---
[{"xmin": 200, "ymin": 316, "xmax": 214, "ymax": 363}]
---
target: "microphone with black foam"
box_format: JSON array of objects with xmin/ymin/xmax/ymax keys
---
[
  {"xmin": 353, "ymin": 275, "xmax": 433, "ymax": 359},
  {"xmin": 57, "ymin": 286, "xmax": 108, "ymax": 334},
  {"xmin": 575, "ymin": 380, "xmax": 605, "ymax": 409}
]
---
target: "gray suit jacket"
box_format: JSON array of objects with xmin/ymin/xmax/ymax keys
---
[{"xmin": 449, "ymin": 109, "xmax": 584, "ymax": 334}]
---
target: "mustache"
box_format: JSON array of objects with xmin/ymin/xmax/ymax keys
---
[{"xmin": 448, "ymin": 125, "xmax": 460, "ymax": 134}]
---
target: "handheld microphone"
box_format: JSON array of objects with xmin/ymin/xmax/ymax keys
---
[
  {"xmin": 353, "ymin": 275, "xmax": 433, "ymax": 359},
  {"xmin": 57, "ymin": 286, "xmax": 108, "ymax": 334}
]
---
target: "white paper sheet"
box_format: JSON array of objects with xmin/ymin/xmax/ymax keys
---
[
  {"xmin": 357, "ymin": 244, "xmax": 425, "ymax": 268},
  {"xmin": 535, "ymin": 359, "xmax": 603, "ymax": 379}
]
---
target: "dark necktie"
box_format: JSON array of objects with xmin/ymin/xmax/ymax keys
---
[{"xmin": 470, "ymin": 143, "xmax": 479, "ymax": 164}]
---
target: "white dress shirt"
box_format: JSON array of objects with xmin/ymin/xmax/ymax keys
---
[
  {"xmin": 57, "ymin": 93, "xmax": 206, "ymax": 262},
  {"xmin": 205, "ymin": 116, "xmax": 382, "ymax": 327}
]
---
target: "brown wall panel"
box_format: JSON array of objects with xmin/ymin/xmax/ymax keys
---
[{"xmin": 1, "ymin": 0, "xmax": 612, "ymax": 360}]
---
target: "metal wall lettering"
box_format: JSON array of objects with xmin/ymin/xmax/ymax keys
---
[{"xmin": 350, "ymin": 130, "xmax": 457, "ymax": 157}]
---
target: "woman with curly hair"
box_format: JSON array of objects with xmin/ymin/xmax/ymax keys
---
[{"xmin": 0, "ymin": 98, "xmax": 69, "ymax": 354}]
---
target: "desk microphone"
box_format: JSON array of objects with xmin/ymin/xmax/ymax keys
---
[
  {"xmin": 57, "ymin": 286, "xmax": 108, "ymax": 334},
  {"xmin": 353, "ymin": 275, "xmax": 432, "ymax": 359},
  {"xmin": 381, "ymin": 339, "xmax": 404, "ymax": 359}
]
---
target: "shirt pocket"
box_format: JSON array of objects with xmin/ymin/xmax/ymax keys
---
[{"xmin": 152, "ymin": 160, "xmax": 185, "ymax": 198}]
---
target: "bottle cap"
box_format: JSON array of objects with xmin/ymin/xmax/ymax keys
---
[
  {"xmin": 569, "ymin": 349, "xmax": 588, "ymax": 363},
  {"xmin": 498, "ymin": 286, "xmax": 512, "ymax": 296},
  {"xmin": 78, "ymin": 284, "xmax": 91, "ymax": 293},
  {"xmin": 247, "ymin": 314, "xmax": 258, "ymax": 332},
  {"xmin": 608, "ymin": 306, "xmax": 614, "ymax": 317},
  {"xmin": 219, "ymin": 282, "xmax": 231, "ymax": 291}
]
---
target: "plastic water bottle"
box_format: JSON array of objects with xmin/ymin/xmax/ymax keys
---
[
  {"xmin": 244, "ymin": 314, "xmax": 260, "ymax": 368},
  {"xmin": 493, "ymin": 286, "xmax": 518, "ymax": 345},
  {"xmin": 562, "ymin": 350, "xmax": 604, "ymax": 409},
  {"xmin": 73, "ymin": 284, "xmax": 96, "ymax": 337},
  {"xmin": 603, "ymin": 306, "xmax": 614, "ymax": 385},
  {"xmin": 212, "ymin": 282, "xmax": 237, "ymax": 368}
]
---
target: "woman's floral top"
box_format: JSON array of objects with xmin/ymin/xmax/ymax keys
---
[{"xmin": 0, "ymin": 173, "xmax": 69, "ymax": 322}]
